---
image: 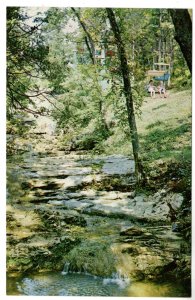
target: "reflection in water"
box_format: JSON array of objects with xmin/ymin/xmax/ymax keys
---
[{"xmin": 7, "ymin": 271, "xmax": 189, "ymax": 297}]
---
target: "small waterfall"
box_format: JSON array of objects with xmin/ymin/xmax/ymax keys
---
[
  {"xmin": 61, "ymin": 262, "xmax": 91, "ymax": 276},
  {"xmin": 103, "ymin": 270, "xmax": 130, "ymax": 289},
  {"xmin": 61, "ymin": 262, "xmax": 130, "ymax": 289},
  {"xmin": 61, "ymin": 262, "xmax": 70, "ymax": 275}
]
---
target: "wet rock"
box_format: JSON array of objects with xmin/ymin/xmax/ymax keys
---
[
  {"xmin": 134, "ymin": 252, "xmax": 171, "ymax": 279},
  {"xmin": 159, "ymin": 188, "xmax": 167, "ymax": 196},
  {"xmin": 120, "ymin": 226, "xmax": 145, "ymax": 236},
  {"xmin": 7, "ymin": 234, "xmax": 81, "ymax": 273}
]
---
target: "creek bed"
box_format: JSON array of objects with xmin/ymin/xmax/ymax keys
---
[{"xmin": 6, "ymin": 149, "xmax": 191, "ymax": 297}]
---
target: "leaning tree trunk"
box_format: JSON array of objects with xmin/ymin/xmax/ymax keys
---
[
  {"xmin": 106, "ymin": 8, "xmax": 144, "ymax": 182},
  {"xmin": 72, "ymin": 7, "xmax": 109, "ymax": 135},
  {"xmin": 168, "ymin": 9, "xmax": 192, "ymax": 74},
  {"xmin": 71, "ymin": 7, "xmax": 95, "ymax": 64}
]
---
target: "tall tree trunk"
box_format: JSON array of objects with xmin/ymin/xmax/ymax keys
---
[
  {"xmin": 106, "ymin": 8, "xmax": 144, "ymax": 182},
  {"xmin": 71, "ymin": 7, "xmax": 95, "ymax": 64},
  {"xmin": 72, "ymin": 8, "xmax": 109, "ymax": 134},
  {"xmin": 168, "ymin": 9, "xmax": 192, "ymax": 74},
  {"xmin": 158, "ymin": 11, "xmax": 162, "ymax": 65}
]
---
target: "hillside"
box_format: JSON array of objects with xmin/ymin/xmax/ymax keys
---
[
  {"xmin": 102, "ymin": 89, "xmax": 191, "ymax": 162},
  {"xmin": 138, "ymin": 89, "xmax": 192, "ymax": 161},
  {"xmin": 137, "ymin": 89, "xmax": 191, "ymax": 135}
]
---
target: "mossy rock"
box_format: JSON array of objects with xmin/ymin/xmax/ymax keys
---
[{"xmin": 64, "ymin": 240, "xmax": 116, "ymax": 277}]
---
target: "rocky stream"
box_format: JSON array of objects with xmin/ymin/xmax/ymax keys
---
[{"xmin": 6, "ymin": 130, "xmax": 191, "ymax": 296}]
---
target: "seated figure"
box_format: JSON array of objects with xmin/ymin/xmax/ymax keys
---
[
  {"xmin": 147, "ymin": 80, "xmax": 156, "ymax": 98},
  {"xmin": 157, "ymin": 81, "xmax": 167, "ymax": 98}
]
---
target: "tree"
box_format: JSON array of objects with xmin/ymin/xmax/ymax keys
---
[
  {"xmin": 71, "ymin": 7, "xmax": 95, "ymax": 64},
  {"xmin": 168, "ymin": 9, "xmax": 192, "ymax": 74},
  {"xmin": 106, "ymin": 8, "xmax": 144, "ymax": 181},
  {"xmin": 6, "ymin": 7, "xmax": 53, "ymax": 118}
]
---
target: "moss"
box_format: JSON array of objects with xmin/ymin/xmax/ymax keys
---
[
  {"xmin": 7, "ymin": 257, "xmax": 33, "ymax": 273},
  {"xmin": 64, "ymin": 240, "xmax": 116, "ymax": 277}
]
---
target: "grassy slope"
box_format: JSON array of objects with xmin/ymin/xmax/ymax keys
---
[
  {"xmin": 137, "ymin": 89, "xmax": 192, "ymax": 162},
  {"xmin": 103, "ymin": 89, "xmax": 192, "ymax": 163},
  {"xmin": 137, "ymin": 89, "xmax": 191, "ymax": 135}
]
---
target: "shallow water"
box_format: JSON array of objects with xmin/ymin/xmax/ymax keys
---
[
  {"xmin": 7, "ymin": 271, "xmax": 189, "ymax": 297},
  {"xmin": 7, "ymin": 272, "xmax": 129, "ymax": 296}
]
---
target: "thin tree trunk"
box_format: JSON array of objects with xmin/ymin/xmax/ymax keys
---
[
  {"xmin": 168, "ymin": 9, "xmax": 192, "ymax": 74},
  {"xmin": 71, "ymin": 8, "xmax": 109, "ymax": 133},
  {"xmin": 71, "ymin": 7, "xmax": 95, "ymax": 64},
  {"xmin": 106, "ymin": 8, "xmax": 144, "ymax": 182},
  {"xmin": 158, "ymin": 11, "xmax": 162, "ymax": 65}
]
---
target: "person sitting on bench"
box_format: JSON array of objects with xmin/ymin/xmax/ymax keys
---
[
  {"xmin": 157, "ymin": 81, "xmax": 167, "ymax": 98},
  {"xmin": 147, "ymin": 80, "xmax": 156, "ymax": 98}
]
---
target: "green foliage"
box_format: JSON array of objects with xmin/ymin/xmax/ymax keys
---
[
  {"xmin": 171, "ymin": 66, "xmax": 192, "ymax": 90},
  {"xmin": 7, "ymin": 7, "xmax": 50, "ymax": 118},
  {"xmin": 42, "ymin": 8, "xmax": 72, "ymax": 93},
  {"xmin": 52, "ymin": 65, "xmax": 114, "ymax": 146},
  {"xmin": 7, "ymin": 114, "xmax": 35, "ymax": 136},
  {"xmin": 64, "ymin": 240, "xmax": 116, "ymax": 277},
  {"xmin": 7, "ymin": 7, "xmax": 192, "ymax": 160}
]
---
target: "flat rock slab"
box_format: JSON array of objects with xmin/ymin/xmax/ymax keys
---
[
  {"xmin": 37, "ymin": 166, "xmax": 92, "ymax": 177},
  {"xmin": 62, "ymin": 174, "xmax": 102, "ymax": 189},
  {"xmin": 63, "ymin": 199, "xmax": 93, "ymax": 211},
  {"xmin": 60, "ymin": 190, "xmax": 184, "ymax": 222},
  {"xmin": 102, "ymin": 156, "xmax": 135, "ymax": 175}
]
